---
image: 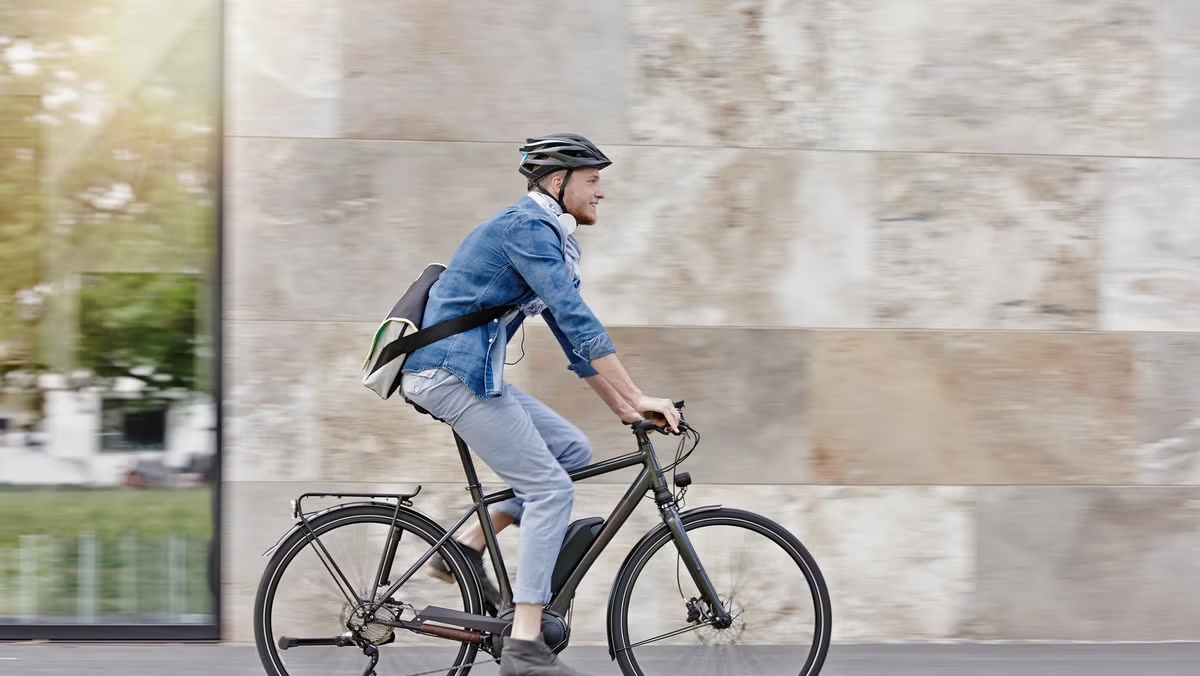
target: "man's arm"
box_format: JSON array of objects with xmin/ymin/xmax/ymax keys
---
[
  {"xmin": 590, "ymin": 353, "xmax": 680, "ymax": 432},
  {"xmin": 541, "ymin": 309, "xmax": 598, "ymax": 378},
  {"xmin": 540, "ymin": 303, "xmax": 677, "ymax": 428},
  {"xmin": 583, "ymin": 374, "xmax": 641, "ymax": 423}
]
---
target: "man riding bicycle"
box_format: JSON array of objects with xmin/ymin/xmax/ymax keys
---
[{"xmin": 398, "ymin": 133, "xmax": 681, "ymax": 676}]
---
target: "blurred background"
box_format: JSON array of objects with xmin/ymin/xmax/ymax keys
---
[
  {"xmin": 0, "ymin": 0, "xmax": 219, "ymax": 638},
  {"xmin": 1, "ymin": 0, "xmax": 1198, "ymax": 650}
]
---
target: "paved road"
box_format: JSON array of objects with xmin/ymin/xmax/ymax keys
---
[{"xmin": 0, "ymin": 642, "xmax": 1197, "ymax": 675}]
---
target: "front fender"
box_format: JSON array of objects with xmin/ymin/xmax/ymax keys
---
[{"xmin": 604, "ymin": 503, "xmax": 723, "ymax": 659}]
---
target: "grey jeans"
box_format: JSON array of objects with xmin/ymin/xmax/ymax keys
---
[{"xmin": 400, "ymin": 368, "xmax": 593, "ymax": 606}]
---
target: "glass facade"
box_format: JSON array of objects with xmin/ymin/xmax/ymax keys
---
[{"xmin": 0, "ymin": 0, "xmax": 221, "ymax": 637}]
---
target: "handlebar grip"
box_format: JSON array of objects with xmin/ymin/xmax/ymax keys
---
[
  {"xmin": 627, "ymin": 400, "xmax": 687, "ymax": 434},
  {"xmin": 641, "ymin": 400, "xmax": 685, "ymax": 420}
]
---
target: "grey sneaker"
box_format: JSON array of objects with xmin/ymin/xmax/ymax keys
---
[
  {"xmin": 428, "ymin": 544, "xmax": 501, "ymax": 615},
  {"xmin": 499, "ymin": 635, "xmax": 588, "ymax": 676}
]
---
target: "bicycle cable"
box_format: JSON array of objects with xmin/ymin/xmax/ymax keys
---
[{"xmin": 642, "ymin": 424, "xmax": 700, "ymax": 506}]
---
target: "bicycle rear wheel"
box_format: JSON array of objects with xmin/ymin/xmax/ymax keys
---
[
  {"xmin": 254, "ymin": 503, "xmax": 487, "ymax": 676},
  {"xmin": 607, "ymin": 507, "xmax": 831, "ymax": 676}
]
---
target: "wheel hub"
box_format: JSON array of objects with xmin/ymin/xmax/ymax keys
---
[
  {"xmin": 342, "ymin": 603, "xmax": 398, "ymax": 645},
  {"xmin": 696, "ymin": 596, "xmax": 744, "ymax": 644}
]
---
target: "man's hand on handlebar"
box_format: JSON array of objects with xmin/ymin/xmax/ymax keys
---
[{"xmin": 633, "ymin": 396, "xmax": 683, "ymax": 434}]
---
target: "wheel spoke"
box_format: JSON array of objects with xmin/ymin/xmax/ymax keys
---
[{"xmin": 624, "ymin": 620, "xmax": 716, "ymax": 650}]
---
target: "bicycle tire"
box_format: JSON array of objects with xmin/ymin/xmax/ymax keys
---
[
  {"xmin": 606, "ymin": 507, "xmax": 832, "ymax": 676},
  {"xmin": 253, "ymin": 503, "xmax": 485, "ymax": 676}
]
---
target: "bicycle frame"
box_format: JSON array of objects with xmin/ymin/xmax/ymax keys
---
[
  {"xmin": 472, "ymin": 420, "xmax": 724, "ymax": 619},
  {"xmin": 306, "ymin": 417, "xmax": 730, "ymax": 629}
]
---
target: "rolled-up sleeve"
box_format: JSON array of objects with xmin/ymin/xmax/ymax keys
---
[
  {"xmin": 543, "ymin": 309, "xmax": 601, "ymax": 378},
  {"xmin": 502, "ymin": 217, "xmax": 615, "ymax": 364}
]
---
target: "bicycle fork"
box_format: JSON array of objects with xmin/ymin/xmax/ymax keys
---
[{"xmin": 660, "ymin": 504, "xmax": 734, "ymax": 629}]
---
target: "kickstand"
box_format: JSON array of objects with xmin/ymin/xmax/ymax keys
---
[{"xmin": 361, "ymin": 643, "xmax": 379, "ymax": 676}]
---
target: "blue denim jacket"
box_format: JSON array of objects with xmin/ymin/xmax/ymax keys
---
[{"xmin": 401, "ymin": 195, "xmax": 615, "ymax": 399}]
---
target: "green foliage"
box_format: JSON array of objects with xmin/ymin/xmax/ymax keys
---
[
  {"xmin": 78, "ymin": 272, "xmax": 202, "ymax": 395},
  {"xmin": 0, "ymin": 0, "xmax": 219, "ymax": 398}
]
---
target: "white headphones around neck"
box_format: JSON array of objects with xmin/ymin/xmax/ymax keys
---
[{"xmin": 557, "ymin": 212, "xmax": 577, "ymax": 235}]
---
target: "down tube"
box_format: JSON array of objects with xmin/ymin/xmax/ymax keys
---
[{"xmin": 547, "ymin": 468, "xmax": 654, "ymax": 616}]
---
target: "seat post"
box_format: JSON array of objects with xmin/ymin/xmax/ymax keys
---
[
  {"xmin": 453, "ymin": 431, "xmax": 483, "ymax": 491},
  {"xmin": 452, "ymin": 429, "xmax": 513, "ymax": 609}
]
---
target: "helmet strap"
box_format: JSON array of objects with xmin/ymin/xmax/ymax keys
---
[
  {"xmin": 535, "ymin": 168, "xmax": 574, "ymax": 214},
  {"xmin": 556, "ymin": 168, "xmax": 574, "ymax": 211}
]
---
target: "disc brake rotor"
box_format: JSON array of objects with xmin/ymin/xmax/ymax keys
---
[{"xmin": 696, "ymin": 596, "xmax": 745, "ymax": 645}]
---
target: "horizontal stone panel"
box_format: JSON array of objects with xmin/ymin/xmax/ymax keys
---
[
  {"xmin": 627, "ymin": 0, "xmax": 833, "ymax": 148},
  {"xmin": 340, "ymin": 0, "xmax": 628, "ymax": 143},
  {"xmin": 230, "ymin": 139, "xmax": 1200, "ymax": 337},
  {"xmin": 583, "ymin": 145, "xmax": 875, "ymax": 328},
  {"xmin": 223, "ymin": 481, "xmax": 974, "ymax": 644},
  {"xmin": 224, "ymin": 0, "xmax": 1192, "ymax": 160},
  {"xmin": 829, "ymin": 0, "xmax": 1157, "ymax": 156},
  {"xmin": 510, "ymin": 322, "xmax": 811, "ymax": 484},
  {"xmin": 226, "ymin": 320, "xmax": 512, "ymax": 484},
  {"xmin": 226, "ymin": 0, "xmax": 342, "ymax": 138},
  {"xmin": 226, "ymin": 320, "xmax": 809, "ymax": 485},
  {"xmin": 968, "ymin": 486, "xmax": 1200, "ymax": 641},
  {"xmin": 1100, "ymin": 159, "xmax": 1200, "ymax": 332},
  {"xmin": 871, "ymin": 153, "xmax": 1104, "ymax": 330},
  {"xmin": 226, "ymin": 138, "xmax": 876, "ymax": 328},
  {"xmin": 808, "ymin": 330, "xmax": 1139, "ymax": 484},
  {"xmin": 225, "ymin": 138, "xmax": 524, "ymax": 323},
  {"xmin": 231, "ymin": 320, "xmax": 1184, "ymax": 487}
]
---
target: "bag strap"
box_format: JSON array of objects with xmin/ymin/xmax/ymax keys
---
[{"xmin": 372, "ymin": 303, "xmax": 514, "ymax": 386}]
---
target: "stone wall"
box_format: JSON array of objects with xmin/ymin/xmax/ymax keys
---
[{"xmin": 222, "ymin": 0, "xmax": 1200, "ymax": 643}]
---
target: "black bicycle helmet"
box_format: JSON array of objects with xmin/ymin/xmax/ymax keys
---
[
  {"xmin": 518, "ymin": 133, "xmax": 612, "ymax": 183},
  {"xmin": 518, "ymin": 134, "xmax": 612, "ymax": 211}
]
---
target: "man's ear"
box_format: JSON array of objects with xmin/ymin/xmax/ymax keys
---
[{"xmin": 540, "ymin": 170, "xmax": 565, "ymax": 193}]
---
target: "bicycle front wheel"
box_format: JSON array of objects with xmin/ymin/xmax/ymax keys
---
[{"xmin": 607, "ymin": 507, "xmax": 831, "ymax": 676}]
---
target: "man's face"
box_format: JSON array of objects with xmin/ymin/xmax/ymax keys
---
[{"xmin": 559, "ymin": 168, "xmax": 604, "ymax": 226}]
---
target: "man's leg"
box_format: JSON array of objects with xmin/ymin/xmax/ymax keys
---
[
  {"xmin": 401, "ymin": 370, "xmax": 575, "ymax": 616},
  {"xmin": 436, "ymin": 384, "xmax": 593, "ymax": 551},
  {"xmin": 454, "ymin": 510, "xmax": 516, "ymax": 551},
  {"xmin": 403, "ymin": 371, "xmax": 591, "ymax": 674}
]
